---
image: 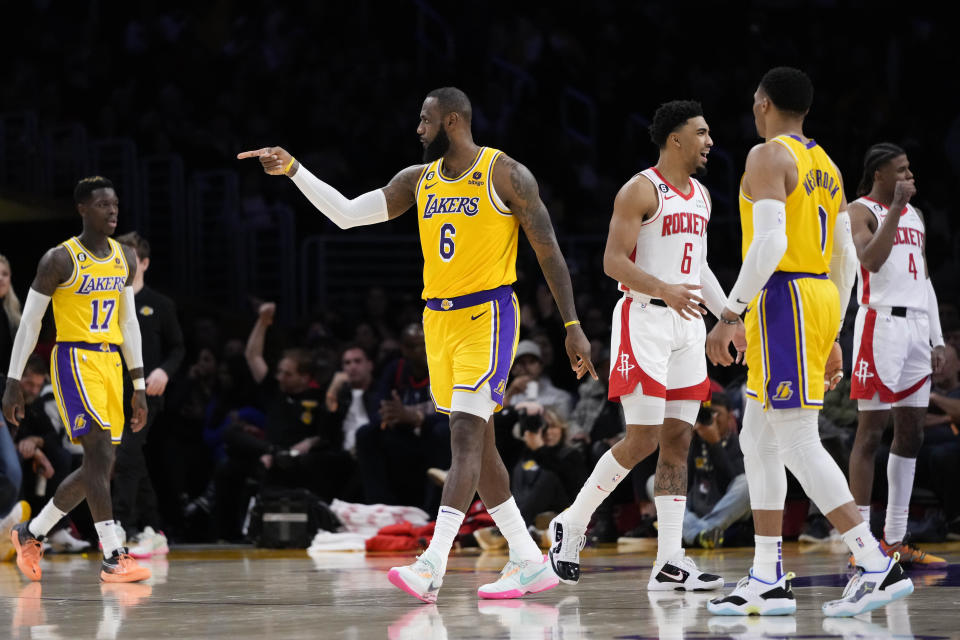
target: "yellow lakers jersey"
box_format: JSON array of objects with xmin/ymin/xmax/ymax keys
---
[
  {"xmin": 416, "ymin": 147, "xmax": 520, "ymax": 299},
  {"xmin": 52, "ymin": 237, "xmax": 129, "ymax": 344},
  {"xmin": 740, "ymin": 134, "xmax": 843, "ymax": 274}
]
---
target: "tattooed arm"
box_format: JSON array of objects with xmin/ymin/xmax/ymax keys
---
[{"xmin": 493, "ymin": 154, "xmax": 596, "ymax": 380}]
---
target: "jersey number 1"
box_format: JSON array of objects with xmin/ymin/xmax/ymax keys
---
[{"xmin": 90, "ymin": 299, "xmax": 115, "ymax": 332}]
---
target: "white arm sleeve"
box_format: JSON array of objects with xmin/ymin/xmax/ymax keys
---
[
  {"xmin": 725, "ymin": 199, "xmax": 788, "ymax": 315},
  {"xmin": 828, "ymin": 211, "xmax": 857, "ymax": 336},
  {"xmin": 699, "ymin": 235, "xmax": 727, "ymax": 319},
  {"xmin": 6, "ymin": 288, "xmax": 50, "ymax": 380},
  {"xmin": 927, "ymin": 278, "xmax": 945, "ymax": 347},
  {"xmin": 118, "ymin": 287, "xmax": 144, "ymax": 371},
  {"xmin": 290, "ymin": 165, "xmax": 389, "ymax": 229}
]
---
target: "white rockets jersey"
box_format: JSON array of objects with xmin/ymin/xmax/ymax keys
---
[
  {"xmin": 618, "ymin": 168, "xmax": 711, "ymax": 297},
  {"xmin": 854, "ymin": 197, "xmax": 927, "ymax": 310}
]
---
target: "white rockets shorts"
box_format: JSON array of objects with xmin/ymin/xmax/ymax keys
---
[
  {"xmin": 850, "ymin": 306, "xmax": 931, "ymax": 410},
  {"xmin": 608, "ymin": 296, "xmax": 710, "ymax": 425}
]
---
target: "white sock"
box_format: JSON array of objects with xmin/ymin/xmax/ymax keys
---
[
  {"xmin": 842, "ymin": 521, "xmax": 888, "ymax": 572},
  {"xmin": 565, "ymin": 449, "xmax": 630, "ymax": 527},
  {"xmin": 857, "ymin": 505, "xmax": 871, "ymax": 525},
  {"xmin": 424, "ymin": 505, "xmax": 465, "ymax": 572},
  {"xmin": 885, "ymin": 453, "xmax": 916, "ymax": 544},
  {"xmin": 95, "ymin": 520, "xmax": 125, "ymax": 559},
  {"xmin": 28, "ymin": 501, "xmax": 67, "ymax": 538},
  {"xmin": 654, "ymin": 495, "xmax": 685, "ymax": 564},
  {"xmin": 753, "ymin": 535, "xmax": 783, "ymax": 582},
  {"xmin": 488, "ymin": 497, "xmax": 542, "ymax": 562}
]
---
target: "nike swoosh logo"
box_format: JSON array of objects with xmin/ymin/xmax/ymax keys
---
[
  {"xmin": 664, "ymin": 194, "xmax": 677, "ymax": 200},
  {"xmin": 80, "ymin": 264, "xmax": 93, "ymax": 270},
  {"xmin": 517, "ymin": 566, "xmax": 548, "ymax": 586},
  {"xmin": 424, "ymin": 182, "xmax": 438, "ymax": 190},
  {"xmin": 736, "ymin": 298, "xmax": 749, "ymax": 305},
  {"xmin": 661, "ymin": 568, "xmax": 687, "ymax": 581},
  {"xmin": 471, "ymin": 311, "xmax": 488, "ymax": 321}
]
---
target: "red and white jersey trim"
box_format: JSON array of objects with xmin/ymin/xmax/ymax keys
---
[
  {"xmin": 618, "ymin": 168, "xmax": 711, "ymax": 298},
  {"xmin": 854, "ymin": 197, "xmax": 926, "ymax": 310}
]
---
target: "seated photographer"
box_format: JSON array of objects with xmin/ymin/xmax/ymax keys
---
[
  {"xmin": 511, "ymin": 404, "xmax": 588, "ymax": 525},
  {"xmin": 682, "ymin": 392, "xmax": 750, "ymax": 549}
]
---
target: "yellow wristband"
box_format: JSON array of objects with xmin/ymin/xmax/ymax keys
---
[
  {"xmin": 283, "ymin": 157, "xmax": 296, "ymax": 175},
  {"xmin": 564, "ymin": 320, "xmax": 581, "ymax": 328}
]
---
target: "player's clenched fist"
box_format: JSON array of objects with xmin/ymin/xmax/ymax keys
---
[{"xmin": 237, "ymin": 146, "xmax": 298, "ymax": 177}]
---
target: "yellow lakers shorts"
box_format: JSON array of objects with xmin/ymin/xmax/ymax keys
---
[
  {"xmin": 422, "ymin": 285, "xmax": 520, "ymax": 414},
  {"xmin": 745, "ymin": 272, "xmax": 839, "ymax": 410},
  {"xmin": 50, "ymin": 341, "xmax": 125, "ymax": 444}
]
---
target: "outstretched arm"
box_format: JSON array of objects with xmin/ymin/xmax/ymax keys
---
[
  {"xmin": 237, "ymin": 146, "xmax": 423, "ymax": 226},
  {"xmin": 245, "ymin": 302, "xmax": 275, "ymax": 384},
  {"xmin": 493, "ymin": 154, "xmax": 596, "ymax": 380}
]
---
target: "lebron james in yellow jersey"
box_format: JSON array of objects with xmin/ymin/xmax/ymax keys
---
[
  {"xmin": 239, "ymin": 87, "xmax": 595, "ymax": 604},
  {"xmin": 3, "ymin": 176, "xmax": 152, "ymax": 584},
  {"xmin": 706, "ymin": 68, "xmax": 912, "ymax": 618}
]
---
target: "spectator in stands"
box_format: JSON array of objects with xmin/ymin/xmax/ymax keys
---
[
  {"xmin": 0, "ymin": 412, "xmax": 21, "ymax": 519},
  {"xmin": 112, "ymin": 232, "xmax": 184, "ymax": 556},
  {"xmin": 919, "ymin": 343, "xmax": 960, "ymax": 536},
  {"xmin": 503, "ymin": 340, "xmax": 573, "ymax": 419},
  {"xmin": 209, "ymin": 302, "xmax": 337, "ymax": 540},
  {"xmin": 355, "ymin": 323, "xmax": 449, "ymax": 507},
  {"xmin": 682, "ymin": 393, "xmax": 750, "ymax": 549},
  {"xmin": 0, "ymin": 254, "xmax": 21, "ymax": 397},
  {"xmin": 324, "ymin": 345, "xmax": 376, "ymax": 457}
]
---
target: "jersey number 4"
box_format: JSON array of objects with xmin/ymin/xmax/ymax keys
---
[
  {"xmin": 89, "ymin": 299, "xmax": 115, "ymax": 332},
  {"xmin": 908, "ymin": 253, "xmax": 918, "ymax": 280},
  {"xmin": 440, "ymin": 223, "xmax": 456, "ymax": 262}
]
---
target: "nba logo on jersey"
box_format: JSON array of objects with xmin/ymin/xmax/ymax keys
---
[{"xmin": 773, "ymin": 381, "xmax": 793, "ymax": 400}]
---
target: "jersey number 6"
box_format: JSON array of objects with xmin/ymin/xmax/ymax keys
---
[{"xmin": 440, "ymin": 223, "xmax": 456, "ymax": 262}]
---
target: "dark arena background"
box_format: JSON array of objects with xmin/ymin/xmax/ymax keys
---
[{"xmin": 1, "ymin": 3, "xmax": 960, "ymax": 639}]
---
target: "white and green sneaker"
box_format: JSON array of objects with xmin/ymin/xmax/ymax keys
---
[
  {"xmin": 478, "ymin": 554, "xmax": 559, "ymax": 599},
  {"xmin": 388, "ymin": 550, "xmax": 445, "ymax": 603},
  {"xmin": 128, "ymin": 527, "xmax": 168, "ymax": 559}
]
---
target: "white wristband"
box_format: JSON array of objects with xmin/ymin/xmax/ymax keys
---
[{"xmin": 133, "ymin": 378, "xmax": 146, "ymax": 391}]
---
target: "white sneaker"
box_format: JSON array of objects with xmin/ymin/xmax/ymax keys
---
[
  {"xmin": 547, "ymin": 511, "xmax": 586, "ymax": 585},
  {"xmin": 707, "ymin": 570, "xmax": 797, "ymax": 616},
  {"xmin": 47, "ymin": 527, "xmax": 92, "ymax": 553},
  {"xmin": 128, "ymin": 527, "xmax": 169, "ymax": 559},
  {"xmin": 0, "ymin": 501, "xmax": 31, "ymax": 561},
  {"xmin": 388, "ymin": 549, "xmax": 445, "ymax": 603},
  {"xmin": 478, "ymin": 554, "xmax": 559, "ymax": 599},
  {"xmin": 648, "ymin": 551, "xmax": 724, "ymax": 591},
  {"xmin": 821, "ymin": 555, "xmax": 913, "ymax": 617}
]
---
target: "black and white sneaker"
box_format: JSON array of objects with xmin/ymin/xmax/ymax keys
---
[
  {"xmin": 821, "ymin": 554, "xmax": 913, "ymax": 617},
  {"xmin": 647, "ymin": 551, "xmax": 724, "ymax": 591},
  {"xmin": 707, "ymin": 570, "xmax": 797, "ymax": 616},
  {"xmin": 548, "ymin": 511, "xmax": 587, "ymax": 585}
]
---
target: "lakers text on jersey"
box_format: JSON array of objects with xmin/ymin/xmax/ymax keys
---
[
  {"xmin": 49, "ymin": 237, "xmax": 129, "ymax": 443},
  {"xmin": 416, "ymin": 147, "xmax": 519, "ymax": 300},
  {"xmin": 741, "ymin": 136, "xmax": 844, "ymax": 410},
  {"xmin": 416, "ymin": 148, "xmax": 521, "ymax": 412}
]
